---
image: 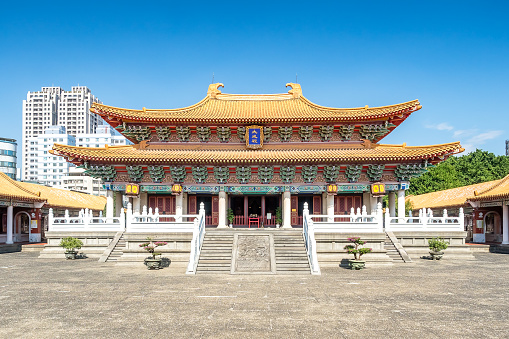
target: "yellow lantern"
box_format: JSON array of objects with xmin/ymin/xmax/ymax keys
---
[
  {"xmin": 126, "ymin": 183, "xmax": 140, "ymax": 196},
  {"xmin": 172, "ymin": 184, "xmax": 183, "ymax": 195},
  {"xmin": 327, "ymin": 184, "xmax": 338, "ymax": 194},
  {"xmin": 371, "ymin": 183, "xmax": 386, "ymax": 196}
]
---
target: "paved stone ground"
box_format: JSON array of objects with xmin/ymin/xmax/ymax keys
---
[{"xmin": 0, "ymin": 252, "xmax": 508, "ymax": 338}]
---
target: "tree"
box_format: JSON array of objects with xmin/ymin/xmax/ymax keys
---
[{"xmin": 408, "ymin": 149, "xmax": 509, "ymax": 195}]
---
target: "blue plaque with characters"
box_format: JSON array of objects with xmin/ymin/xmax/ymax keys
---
[{"xmin": 245, "ymin": 125, "xmax": 264, "ymax": 149}]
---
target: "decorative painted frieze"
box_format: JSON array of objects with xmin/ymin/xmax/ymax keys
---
[
  {"xmin": 148, "ymin": 165, "xmax": 165, "ymax": 183},
  {"xmin": 126, "ymin": 165, "xmax": 144, "ymax": 182},
  {"xmin": 301, "ymin": 165, "xmax": 318, "ymax": 183},
  {"xmin": 338, "ymin": 125, "xmax": 355, "ymax": 141},
  {"xmin": 367, "ymin": 164, "xmax": 385, "ymax": 182},
  {"xmin": 345, "ymin": 165, "xmax": 362, "ymax": 183},
  {"xmin": 323, "ymin": 165, "xmax": 340, "ymax": 183},
  {"xmin": 278, "ymin": 126, "xmax": 293, "ymax": 142},
  {"xmin": 279, "ymin": 165, "xmax": 296, "ymax": 184},
  {"xmin": 213, "ymin": 166, "xmax": 230, "ymax": 184},
  {"xmin": 196, "ymin": 126, "xmax": 211, "ymax": 142},
  {"xmin": 359, "ymin": 122, "xmax": 395, "ymax": 141},
  {"xmin": 319, "ymin": 125, "xmax": 334, "ymax": 141},
  {"xmin": 216, "ymin": 126, "xmax": 231, "ymax": 143},
  {"xmin": 236, "ymin": 166, "xmax": 252, "ymax": 184},
  {"xmin": 123, "ymin": 125, "xmax": 151, "ymax": 141},
  {"xmin": 258, "ymin": 166, "xmax": 274, "ymax": 184},
  {"xmin": 192, "ymin": 166, "xmax": 208, "ymax": 183},
  {"xmin": 155, "ymin": 126, "xmax": 171, "ymax": 141},
  {"xmin": 394, "ymin": 163, "xmax": 428, "ymax": 181},
  {"xmin": 170, "ymin": 166, "xmax": 187, "ymax": 183},
  {"xmin": 237, "ymin": 126, "xmax": 246, "ymax": 142},
  {"xmin": 298, "ymin": 125, "xmax": 313, "ymax": 142},
  {"xmin": 84, "ymin": 164, "xmax": 117, "ymax": 182},
  {"xmin": 176, "ymin": 126, "xmax": 191, "ymax": 142},
  {"xmin": 263, "ymin": 126, "xmax": 272, "ymax": 142}
]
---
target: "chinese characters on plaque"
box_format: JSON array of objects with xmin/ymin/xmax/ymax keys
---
[{"xmin": 245, "ymin": 125, "xmax": 264, "ymax": 149}]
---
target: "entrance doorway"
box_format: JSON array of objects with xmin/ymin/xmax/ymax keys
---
[
  {"xmin": 228, "ymin": 195, "xmax": 281, "ymax": 227},
  {"xmin": 197, "ymin": 195, "xmax": 212, "ymax": 226}
]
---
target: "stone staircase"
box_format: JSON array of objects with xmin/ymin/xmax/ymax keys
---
[
  {"xmin": 106, "ymin": 235, "xmax": 126, "ymax": 262},
  {"xmin": 196, "ymin": 229, "xmax": 311, "ymax": 274},
  {"xmin": 384, "ymin": 234, "xmax": 405, "ymax": 263},
  {"xmin": 196, "ymin": 231, "xmax": 234, "ymax": 274},
  {"xmin": 273, "ymin": 231, "xmax": 310, "ymax": 274}
]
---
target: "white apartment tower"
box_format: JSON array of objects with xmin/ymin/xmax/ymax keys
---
[{"xmin": 22, "ymin": 86, "xmax": 102, "ymax": 181}]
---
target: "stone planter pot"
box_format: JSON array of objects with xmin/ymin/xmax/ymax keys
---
[
  {"xmin": 429, "ymin": 251, "xmax": 444, "ymax": 260},
  {"xmin": 349, "ymin": 259, "xmax": 366, "ymax": 270},
  {"xmin": 64, "ymin": 250, "xmax": 78, "ymax": 260},
  {"xmin": 144, "ymin": 258, "xmax": 162, "ymax": 270}
]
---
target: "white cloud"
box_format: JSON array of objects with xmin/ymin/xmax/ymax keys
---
[
  {"xmin": 453, "ymin": 129, "xmax": 476, "ymax": 138},
  {"xmin": 467, "ymin": 130, "xmax": 504, "ymax": 145},
  {"xmin": 425, "ymin": 122, "xmax": 454, "ymax": 131}
]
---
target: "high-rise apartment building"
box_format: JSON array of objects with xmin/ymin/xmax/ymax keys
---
[
  {"xmin": 0, "ymin": 138, "xmax": 17, "ymax": 180},
  {"xmin": 22, "ymin": 86, "xmax": 102, "ymax": 181}
]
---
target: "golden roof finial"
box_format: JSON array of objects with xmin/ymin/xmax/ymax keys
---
[
  {"xmin": 286, "ymin": 83, "xmax": 302, "ymax": 98},
  {"xmin": 207, "ymin": 83, "xmax": 224, "ymax": 98}
]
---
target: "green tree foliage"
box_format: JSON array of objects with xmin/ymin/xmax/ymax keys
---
[{"xmin": 409, "ymin": 149, "xmax": 509, "ymax": 195}]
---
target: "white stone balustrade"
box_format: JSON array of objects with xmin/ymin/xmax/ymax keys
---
[
  {"xmin": 309, "ymin": 203, "xmax": 384, "ymax": 233},
  {"xmin": 48, "ymin": 208, "xmax": 125, "ymax": 232},
  {"xmin": 385, "ymin": 207, "xmax": 464, "ymax": 232}
]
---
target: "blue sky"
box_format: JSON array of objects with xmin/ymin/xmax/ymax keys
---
[{"xmin": 1, "ymin": 1, "xmax": 508, "ymax": 159}]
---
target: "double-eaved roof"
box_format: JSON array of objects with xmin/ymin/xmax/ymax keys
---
[
  {"xmin": 92, "ymin": 83, "xmax": 421, "ymax": 125},
  {"xmin": 51, "ymin": 141, "xmax": 463, "ymax": 166},
  {"xmin": 0, "ymin": 173, "xmax": 106, "ymax": 210}
]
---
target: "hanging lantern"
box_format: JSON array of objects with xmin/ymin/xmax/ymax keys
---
[
  {"xmin": 371, "ymin": 182, "xmax": 386, "ymax": 196},
  {"xmin": 172, "ymin": 184, "xmax": 183, "ymax": 195},
  {"xmin": 327, "ymin": 184, "xmax": 338, "ymax": 194},
  {"xmin": 125, "ymin": 183, "xmax": 140, "ymax": 196}
]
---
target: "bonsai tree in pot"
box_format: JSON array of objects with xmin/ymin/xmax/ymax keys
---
[
  {"xmin": 428, "ymin": 237, "xmax": 449, "ymax": 260},
  {"xmin": 344, "ymin": 237, "xmax": 372, "ymax": 270},
  {"xmin": 59, "ymin": 237, "xmax": 83, "ymax": 260},
  {"xmin": 275, "ymin": 207, "xmax": 282, "ymax": 228},
  {"xmin": 139, "ymin": 237, "xmax": 168, "ymax": 270},
  {"xmin": 227, "ymin": 208, "xmax": 235, "ymax": 228}
]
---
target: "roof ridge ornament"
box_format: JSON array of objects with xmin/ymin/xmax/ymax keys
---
[
  {"xmin": 207, "ymin": 83, "xmax": 224, "ymax": 98},
  {"xmin": 286, "ymin": 83, "xmax": 302, "ymax": 98}
]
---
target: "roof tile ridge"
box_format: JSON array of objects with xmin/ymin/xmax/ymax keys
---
[
  {"xmin": 0, "ymin": 173, "xmax": 45, "ymax": 199},
  {"xmin": 92, "ymin": 96, "xmax": 210, "ymax": 113},
  {"xmin": 473, "ymin": 174, "xmax": 509, "ymax": 196},
  {"xmin": 298, "ymin": 96, "xmax": 421, "ymax": 112}
]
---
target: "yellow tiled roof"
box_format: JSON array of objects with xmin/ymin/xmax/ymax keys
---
[
  {"xmin": 91, "ymin": 83, "xmax": 421, "ymax": 124},
  {"xmin": 406, "ymin": 179, "xmax": 501, "ymax": 210},
  {"xmin": 0, "ymin": 172, "xmax": 106, "ymax": 210},
  {"xmin": 51, "ymin": 141, "xmax": 463, "ymax": 165},
  {"xmin": 0, "ymin": 172, "xmax": 46, "ymax": 202},
  {"xmin": 17, "ymin": 181, "xmax": 106, "ymax": 210},
  {"xmin": 469, "ymin": 174, "xmax": 509, "ymax": 201}
]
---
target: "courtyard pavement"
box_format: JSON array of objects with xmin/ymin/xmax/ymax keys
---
[{"xmin": 0, "ymin": 252, "xmax": 508, "ymax": 339}]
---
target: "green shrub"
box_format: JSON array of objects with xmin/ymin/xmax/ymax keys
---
[
  {"xmin": 59, "ymin": 237, "xmax": 83, "ymax": 252},
  {"xmin": 428, "ymin": 237, "xmax": 449, "ymax": 252}
]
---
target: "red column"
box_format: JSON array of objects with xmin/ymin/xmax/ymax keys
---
[{"xmin": 244, "ymin": 196, "xmax": 248, "ymax": 226}]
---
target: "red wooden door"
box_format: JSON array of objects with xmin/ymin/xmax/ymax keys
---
[
  {"xmin": 148, "ymin": 195, "xmax": 175, "ymax": 214},
  {"xmin": 188, "ymin": 195, "xmax": 197, "ymax": 214},
  {"xmin": 212, "ymin": 196, "xmax": 219, "ymax": 225},
  {"xmin": 334, "ymin": 195, "xmax": 362, "ymax": 215},
  {"xmin": 291, "ymin": 195, "xmax": 298, "ymax": 225},
  {"xmin": 313, "ymin": 195, "xmax": 321, "ymax": 215}
]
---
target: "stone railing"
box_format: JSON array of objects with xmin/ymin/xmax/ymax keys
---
[
  {"xmin": 310, "ymin": 203, "xmax": 384, "ymax": 233},
  {"xmin": 302, "ymin": 202, "xmax": 321, "ymax": 275},
  {"xmin": 48, "ymin": 208, "xmax": 125, "ymax": 232},
  {"xmin": 385, "ymin": 208, "xmax": 464, "ymax": 232},
  {"xmin": 186, "ymin": 203, "xmax": 206, "ymax": 274},
  {"xmin": 125, "ymin": 204, "xmax": 199, "ymax": 233}
]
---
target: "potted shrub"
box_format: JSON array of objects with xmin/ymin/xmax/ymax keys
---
[
  {"xmin": 344, "ymin": 237, "xmax": 372, "ymax": 270},
  {"xmin": 275, "ymin": 207, "xmax": 282, "ymax": 228},
  {"xmin": 227, "ymin": 208, "xmax": 234, "ymax": 228},
  {"xmin": 59, "ymin": 237, "xmax": 83, "ymax": 260},
  {"xmin": 139, "ymin": 237, "xmax": 168, "ymax": 269},
  {"xmin": 428, "ymin": 237, "xmax": 449, "ymax": 260}
]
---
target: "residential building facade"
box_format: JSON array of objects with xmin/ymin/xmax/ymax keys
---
[
  {"xmin": 0, "ymin": 138, "xmax": 17, "ymax": 180},
  {"xmin": 22, "ymin": 86, "xmax": 102, "ymax": 181}
]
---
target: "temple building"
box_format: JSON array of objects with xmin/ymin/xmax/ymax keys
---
[{"xmin": 50, "ymin": 83, "xmax": 463, "ymax": 229}]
